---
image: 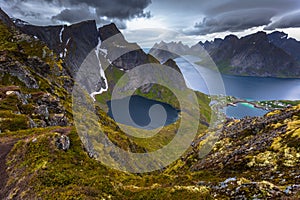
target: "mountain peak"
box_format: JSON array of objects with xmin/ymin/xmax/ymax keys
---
[
  {"xmin": 268, "ymin": 31, "xmax": 288, "ymax": 39},
  {"xmin": 243, "ymin": 31, "xmax": 267, "ymax": 39},
  {"xmin": 99, "ymin": 23, "xmax": 122, "ymax": 41},
  {"xmin": 224, "ymin": 34, "xmax": 238, "ymax": 41},
  {"xmin": 69, "ymin": 19, "xmax": 96, "ymax": 29}
]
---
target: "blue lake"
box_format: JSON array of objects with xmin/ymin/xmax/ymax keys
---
[{"xmin": 107, "ymin": 95, "xmax": 179, "ymax": 129}]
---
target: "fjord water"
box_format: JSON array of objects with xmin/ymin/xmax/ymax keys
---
[
  {"xmin": 175, "ymin": 56, "xmax": 300, "ymax": 118},
  {"xmin": 107, "ymin": 95, "xmax": 179, "ymax": 129}
]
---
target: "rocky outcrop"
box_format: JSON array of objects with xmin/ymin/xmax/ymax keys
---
[
  {"xmin": 55, "ymin": 134, "xmax": 70, "ymax": 151},
  {"xmin": 190, "ymin": 106, "xmax": 300, "ymax": 172}
]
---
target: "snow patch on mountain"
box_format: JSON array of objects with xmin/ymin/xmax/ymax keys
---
[
  {"xmin": 90, "ymin": 38, "xmax": 108, "ymax": 101},
  {"xmin": 59, "ymin": 26, "xmax": 65, "ymax": 43}
]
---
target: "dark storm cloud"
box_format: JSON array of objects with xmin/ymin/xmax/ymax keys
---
[
  {"xmin": 174, "ymin": 0, "xmax": 300, "ymax": 35},
  {"xmin": 203, "ymin": 0, "xmax": 298, "ymax": 15},
  {"xmin": 264, "ymin": 11, "xmax": 300, "ymax": 30},
  {"xmin": 51, "ymin": 7, "xmax": 128, "ymax": 29},
  {"xmin": 1, "ymin": 0, "xmax": 152, "ymax": 27},
  {"xmin": 47, "ymin": 0, "xmax": 152, "ymax": 20},
  {"xmin": 52, "ymin": 8, "xmax": 95, "ymax": 24},
  {"xmin": 187, "ymin": 8, "xmax": 276, "ymax": 35}
]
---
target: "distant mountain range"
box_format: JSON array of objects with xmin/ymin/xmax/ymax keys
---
[{"xmin": 150, "ymin": 31, "xmax": 300, "ymax": 78}]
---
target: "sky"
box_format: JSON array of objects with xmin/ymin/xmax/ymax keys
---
[{"xmin": 1, "ymin": 0, "xmax": 300, "ymax": 47}]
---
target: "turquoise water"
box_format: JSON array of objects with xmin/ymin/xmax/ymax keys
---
[{"xmin": 226, "ymin": 103, "xmax": 268, "ymax": 119}]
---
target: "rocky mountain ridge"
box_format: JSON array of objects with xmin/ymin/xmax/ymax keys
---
[
  {"xmin": 198, "ymin": 31, "xmax": 300, "ymax": 77},
  {"xmin": 150, "ymin": 31, "xmax": 300, "ymax": 78},
  {"xmin": 149, "ymin": 41, "xmax": 192, "ymax": 63}
]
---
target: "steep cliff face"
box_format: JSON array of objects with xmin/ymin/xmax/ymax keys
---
[
  {"xmin": 17, "ymin": 20, "xmax": 99, "ymax": 76},
  {"xmin": 99, "ymin": 23, "xmax": 155, "ymax": 71}
]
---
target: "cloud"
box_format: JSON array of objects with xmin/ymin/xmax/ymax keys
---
[
  {"xmin": 155, "ymin": 0, "xmax": 300, "ymax": 35},
  {"xmin": 48, "ymin": 0, "xmax": 152, "ymax": 20},
  {"xmin": 264, "ymin": 11, "xmax": 300, "ymax": 30},
  {"xmin": 186, "ymin": 8, "xmax": 276, "ymax": 35},
  {"xmin": 52, "ymin": 7, "xmax": 95, "ymax": 24},
  {"xmin": 2, "ymin": 0, "xmax": 300, "ymax": 38},
  {"xmin": 1, "ymin": 0, "xmax": 152, "ymax": 27},
  {"xmin": 203, "ymin": 0, "xmax": 299, "ymax": 15}
]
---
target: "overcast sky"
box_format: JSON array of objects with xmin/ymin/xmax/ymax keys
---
[{"xmin": 1, "ymin": 0, "xmax": 300, "ymax": 47}]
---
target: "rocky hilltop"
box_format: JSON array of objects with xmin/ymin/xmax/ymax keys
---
[{"xmin": 0, "ymin": 9, "xmax": 300, "ymax": 199}]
